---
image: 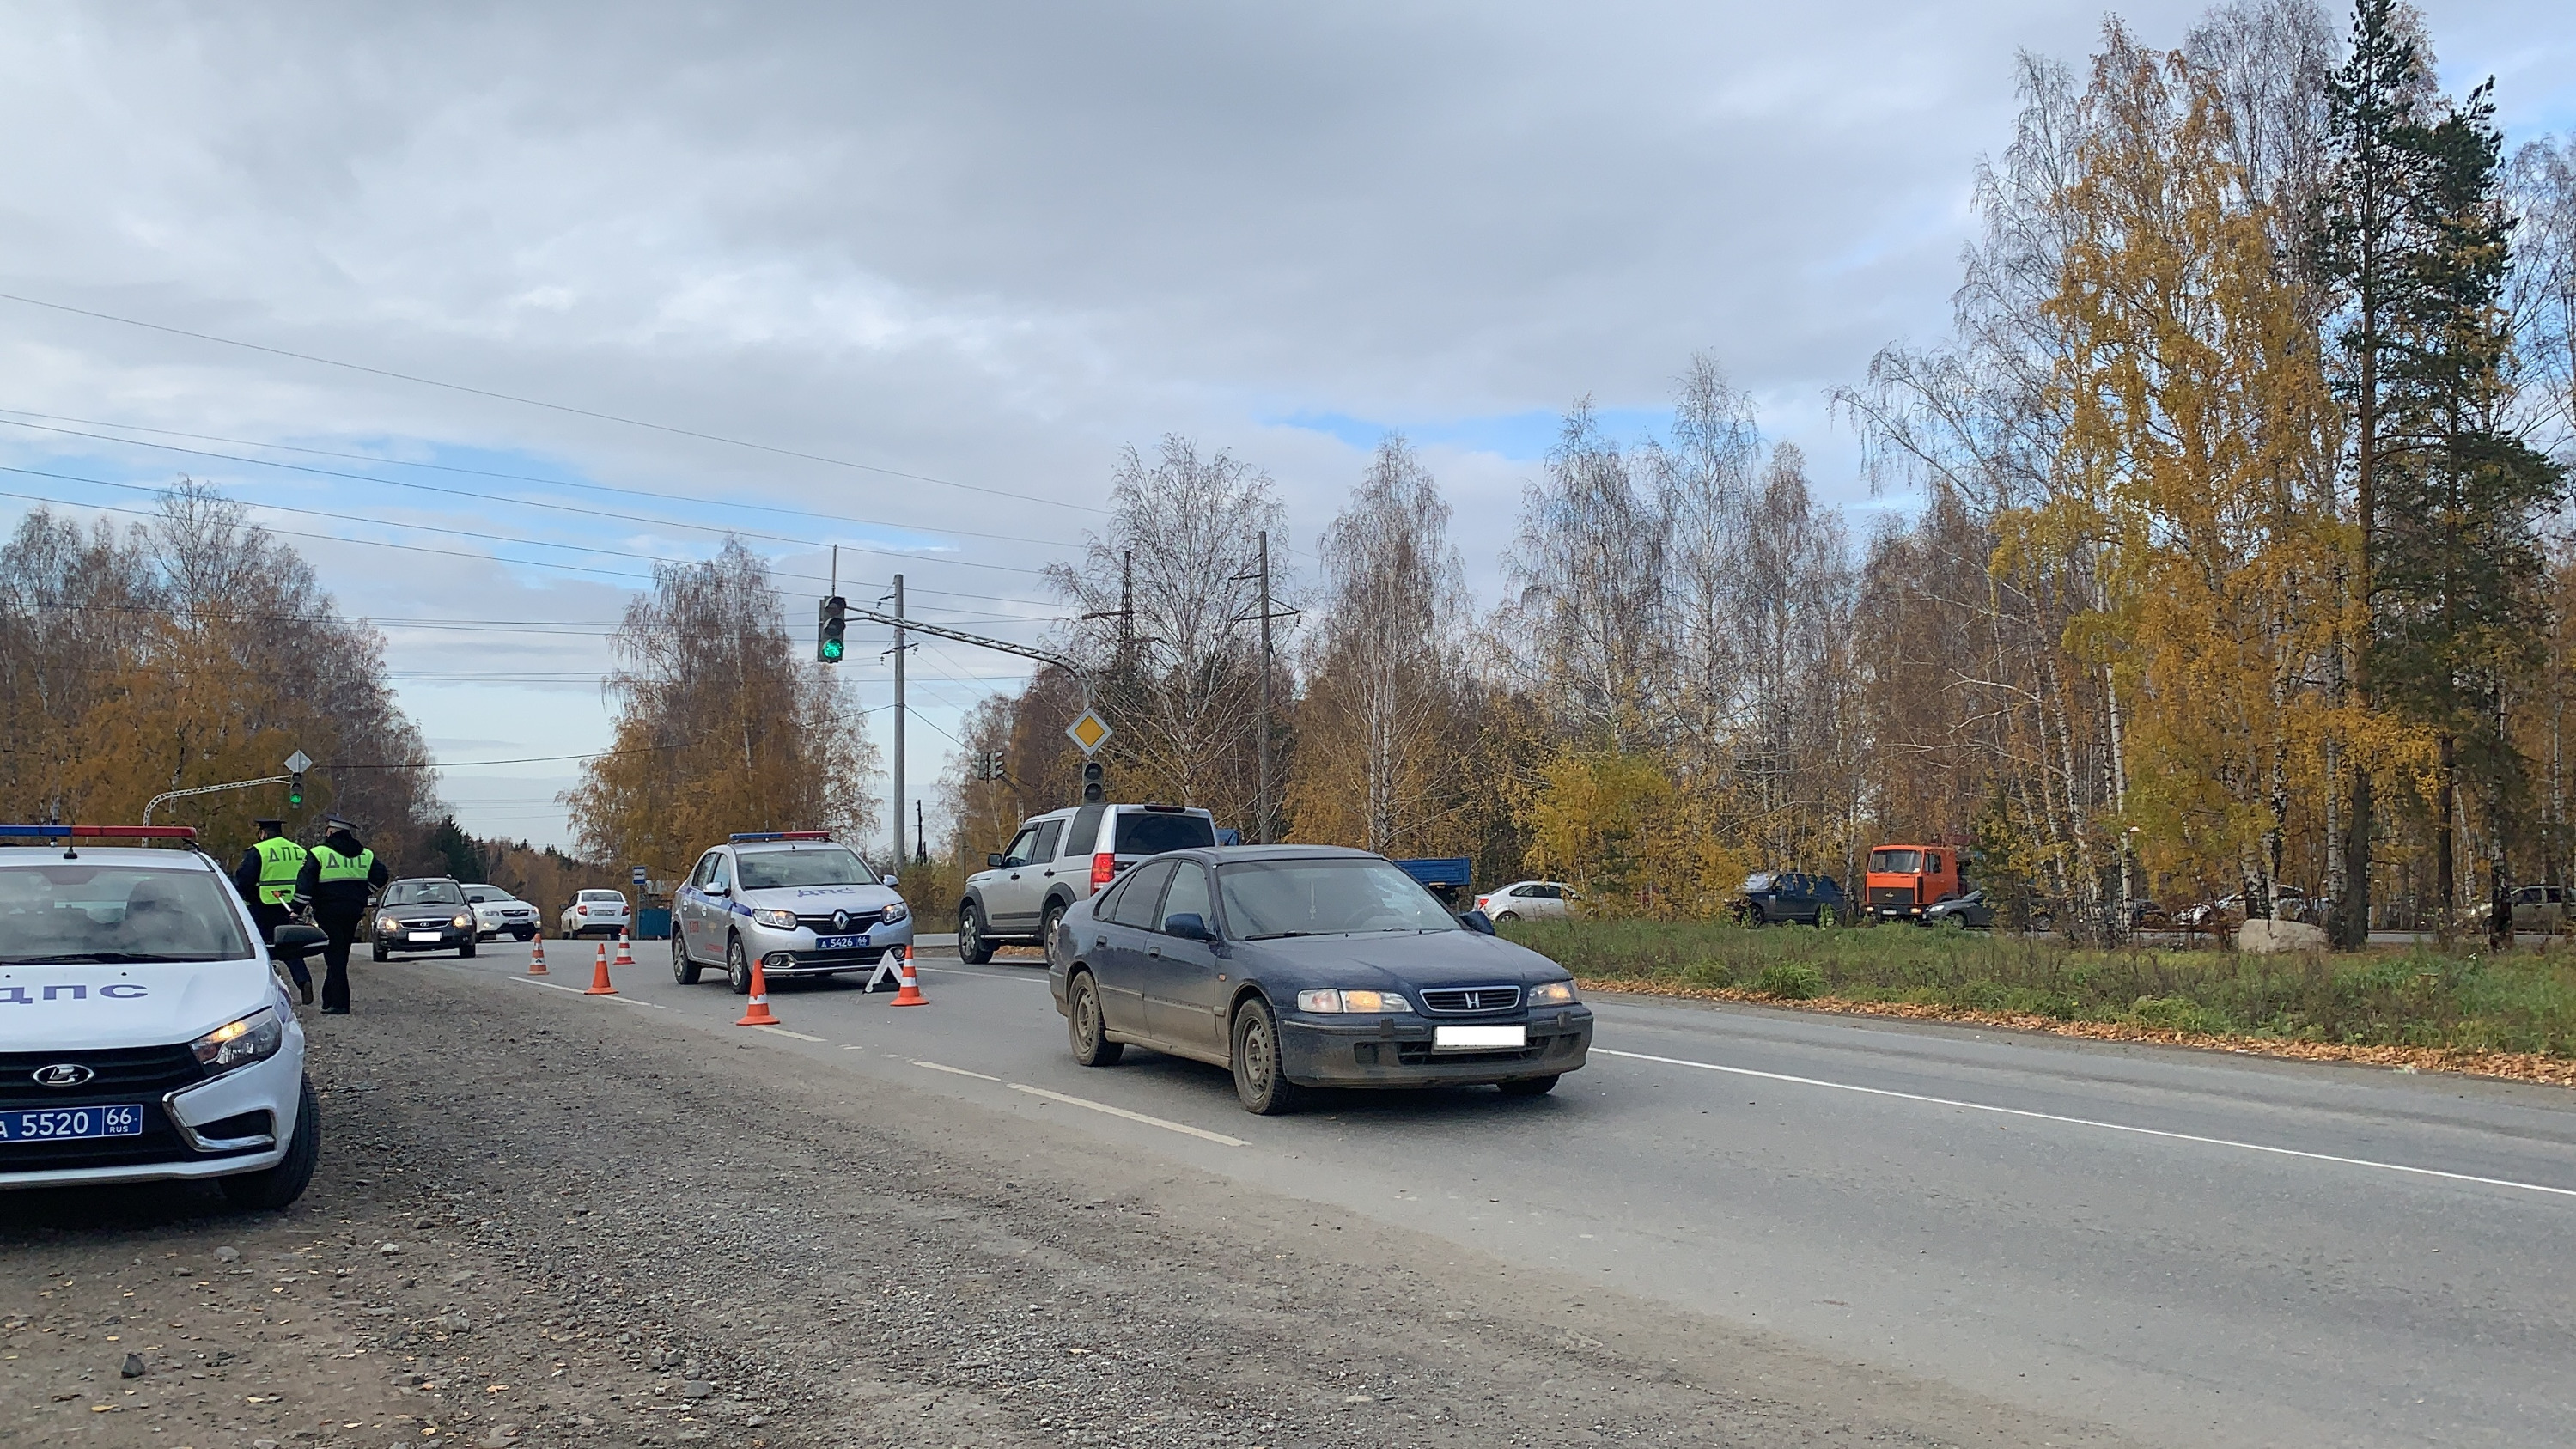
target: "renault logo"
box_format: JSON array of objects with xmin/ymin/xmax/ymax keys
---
[
  {"xmin": 33, "ymin": 1063, "xmax": 94, "ymax": 1088},
  {"xmin": 831, "ymin": 910, "xmax": 850, "ymax": 933}
]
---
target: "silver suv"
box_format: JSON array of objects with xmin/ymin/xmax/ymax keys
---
[
  {"xmin": 671, "ymin": 832, "xmax": 913, "ymax": 993},
  {"xmin": 959, "ymin": 803, "xmax": 1216, "ymax": 963}
]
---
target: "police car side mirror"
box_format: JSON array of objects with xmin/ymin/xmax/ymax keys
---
[
  {"xmin": 271, "ymin": 922, "xmax": 326, "ymax": 959},
  {"xmin": 705, "ymin": 881, "xmax": 729, "ymax": 897}
]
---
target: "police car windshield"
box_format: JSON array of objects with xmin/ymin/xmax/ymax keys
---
[
  {"xmin": 0, "ymin": 861, "xmax": 255, "ymax": 964},
  {"xmin": 735, "ymin": 847, "xmax": 872, "ymax": 892}
]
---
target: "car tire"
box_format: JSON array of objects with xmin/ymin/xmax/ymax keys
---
[
  {"xmin": 515, "ymin": 928, "xmax": 533, "ymax": 941},
  {"xmin": 1039, "ymin": 901, "xmax": 1069, "ymax": 962},
  {"xmin": 673, "ymin": 929, "xmax": 702, "ymax": 985},
  {"xmin": 220, "ymin": 1076, "xmax": 320, "ymax": 1211},
  {"xmin": 1494, "ymin": 910, "xmax": 1520, "ymax": 924},
  {"xmin": 1066, "ymin": 971, "xmax": 1124, "ymax": 1067},
  {"xmin": 459, "ymin": 940, "xmax": 476, "ymax": 959},
  {"xmin": 958, "ymin": 901, "xmax": 994, "ymax": 965},
  {"xmin": 369, "ymin": 937, "xmax": 388, "ymax": 963},
  {"xmin": 726, "ymin": 935, "xmax": 752, "ymax": 995},
  {"xmin": 1230, "ymin": 997, "xmax": 1305, "ymax": 1116},
  {"xmin": 1498, "ymin": 1075, "xmax": 1560, "ymax": 1098}
]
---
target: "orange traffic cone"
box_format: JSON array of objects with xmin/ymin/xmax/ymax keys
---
[
  {"xmin": 889, "ymin": 945, "xmax": 928, "ymax": 1008},
  {"xmin": 527, "ymin": 933, "xmax": 548, "ymax": 976},
  {"xmin": 613, "ymin": 932, "xmax": 635, "ymax": 973},
  {"xmin": 584, "ymin": 940, "xmax": 617, "ymax": 995},
  {"xmin": 735, "ymin": 959, "xmax": 781, "ymax": 1026}
]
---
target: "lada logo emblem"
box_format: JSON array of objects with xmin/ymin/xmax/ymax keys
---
[
  {"xmin": 33, "ymin": 1063, "xmax": 94, "ymax": 1088},
  {"xmin": 831, "ymin": 910, "xmax": 850, "ymax": 933}
]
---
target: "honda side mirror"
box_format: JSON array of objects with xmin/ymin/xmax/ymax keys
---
[
  {"xmin": 987, "ymin": 853, "xmax": 1006, "ymax": 868},
  {"xmin": 1162, "ymin": 912, "xmax": 1213, "ymax": 941},
  {"xmin": 1459, "ymin": 910, "xmax": 1496, "ymax": 935}
]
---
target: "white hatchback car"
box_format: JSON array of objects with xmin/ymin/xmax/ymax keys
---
[
  {"xmin": 0, "ymin": 825, "xmax": 319, "ymax": 1208},
  {"xmin": 1473, "ymin": 880, "xmax": 1581, "ymax": 923},
  {"xmin": 561, "ymin": 889, "xmax": 630, "ymax": 938}
]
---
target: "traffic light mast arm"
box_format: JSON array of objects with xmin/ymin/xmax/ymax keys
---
[{"xmin": 841, "ymin": 605, "xmax": 1082, "ymax": 676}]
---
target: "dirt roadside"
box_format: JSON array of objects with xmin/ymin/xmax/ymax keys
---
[{"xmin": 3, "ymin": 960, "xmax": 2141, "ymax": 1449}]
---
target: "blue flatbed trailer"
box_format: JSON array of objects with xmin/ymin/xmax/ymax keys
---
[{"xmin": 1393, "ymin": 856, "xmax": 1473, "ymax": 904}]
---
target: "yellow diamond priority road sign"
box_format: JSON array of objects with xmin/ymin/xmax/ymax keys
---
[{"xmin": 1066, "ymin": 709, "xmax": 1113, "ymax": 756}]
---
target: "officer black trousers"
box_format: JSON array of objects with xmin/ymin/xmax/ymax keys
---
[
  {"xmin": 314, "ymin": 905, "xmax": 364, "ymax": 1013},
  {"xmin": 249, "ymin": 901, "xmax": 312, "ymax": 992}
]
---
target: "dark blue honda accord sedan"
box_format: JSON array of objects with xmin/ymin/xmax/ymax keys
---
[{"xmin": 1046, "ymin": 845, "xmax": 1592, "ymax": 1113}]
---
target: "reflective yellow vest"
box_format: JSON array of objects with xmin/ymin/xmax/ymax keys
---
[
  {"xmin": 253, "ymin": 836, "xmax": 309, "ymax": 905},
  {"xmin": 312, "ymin": 844, "xmax": 375, "ymax": 883}
]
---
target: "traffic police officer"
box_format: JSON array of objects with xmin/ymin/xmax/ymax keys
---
[
  {"xmin": 294, "ymin": 815, "xmax": 389, "ymax": 1015},
  {"xmin": 232, "ymin": 818, "xmax": 314, "ymax": 1004}
]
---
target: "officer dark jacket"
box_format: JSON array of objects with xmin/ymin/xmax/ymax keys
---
[{"xmin": 295, "ymin": 826, "xmax": 389, "ymax": 910}]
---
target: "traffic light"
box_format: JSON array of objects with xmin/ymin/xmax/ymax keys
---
[
  {"xmin": 287, "ymin": 771, "xmax": 305, "ymax": 808},
  {"xmin": 980, "ymin": 751, "xmax": 1007, "ymax": 782},
  {"xmin": 1081, "ymin": 758, "xmax": 1105, "ymax": 804},
  {"xmin": 817, "ymin": 595, "xmax": 847, "ymax": 663}
]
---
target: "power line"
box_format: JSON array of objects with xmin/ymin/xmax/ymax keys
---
[
  {"xmin": 0, "ymin": 410, "xmax": 1098, "ymax": 560},
  {"xmin": 0, "ymin": 290, "xmax": 1108, "ymax": 516}
]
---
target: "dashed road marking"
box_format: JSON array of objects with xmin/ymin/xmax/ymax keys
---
[
  {"xmin": 1594, "ymin": 1047, "xmax": 2576, "ymax": 1200},
  {"xmin": 754, "ymin": 1026, "xmax": 826, "ymax": 1042},
  {"xmin": 508, "ymin": 977, "xmax": 667, "ymax": 1009},
  {"xmin": 1007, "ymin": 1083, "xmax": 1248, "ymax": 1148},
  {"xmin": 913, "ymin": 1060, "xmax": 1001, "ymax": 1081}
]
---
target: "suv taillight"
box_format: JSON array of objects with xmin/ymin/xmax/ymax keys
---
[{"xmin": 1092, "ymin": 853, "xmax": 1117, "ymax": 888}]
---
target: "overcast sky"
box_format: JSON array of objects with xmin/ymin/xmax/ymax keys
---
[{"xmin": 1, "ymin": 2, "xmax": 2568, "ymax": 855}]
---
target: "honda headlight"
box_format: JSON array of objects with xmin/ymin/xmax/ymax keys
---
[
  {"xmin": 881, "ymin": 901, "xmax": 910, "ymax": 925},
  {"xmin": 1527, "ymin": 980, "xmax": 1578, "ymax": 1007},
  {"xmin": 752, "ymin": 909, "xmax": 800, "ymax": 930},
  {"xmin": 192, "ymin": 1007, "xmax": 285, "ymax": 1072},
  {"xmin": 1294, "ymin": 989, "xmax": 1410, "ymax": 1014}
]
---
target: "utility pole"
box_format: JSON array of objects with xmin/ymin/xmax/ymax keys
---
[
  {"xmin": 889, "ymin": 574, "xmax": 907, "ymax": 872},
  {"xmin": 1120, "ymin": 550, "xmax": 1134, "ymax": 664},
  {"xmin": 1256, "ymin": 531, "xmax": 1273, "ymax": 845}
]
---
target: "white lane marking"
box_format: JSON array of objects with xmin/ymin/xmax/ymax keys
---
[
  {"xmin": 913, "ymin": 1060, "xmax": 1001, "ymax": 1081},
  {"xmin": 1007, "ymin": 1084, "xmax": 1248, "ymax": 1148},
  {"xmin": 508, "ymin": 977, "xmax": 668, "ymax": 1009},
  {"xmin": 754, "ymin": 1026, "xmax": 825, "ymax": 1042},
  {"xmin": 1595, "ymin": 1047, "xmax": 2576, "ymax": 1200},
  {"xmin": 914, "ymin": 964, "xmax": 1048, "ymax": 983}
]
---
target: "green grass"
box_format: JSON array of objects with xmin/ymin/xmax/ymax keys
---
[{"xmin": 1501, "ymin": 917, "xmax": 2576, "ymax": 1058}]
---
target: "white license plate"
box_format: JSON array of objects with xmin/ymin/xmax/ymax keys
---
[
  {"xmin": 1432, "ymin": 1025, "xmax": 1526, "ymax": 1050},
  {"xmin": 407, "ymin": 930, "xmax": 442, "ymax": 941}
]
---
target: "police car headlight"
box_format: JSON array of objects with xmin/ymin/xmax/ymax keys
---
[
  {"xmin": 751, "ymin": 909, "xmax": 800, "ymax": 930},
  {"xmin": 881, "ymin": 902, "xmax": 910, "ymax": 925},
  {"xmin": 192, "ymin": 1007, "xmax": 285, "ymax": 1072}
]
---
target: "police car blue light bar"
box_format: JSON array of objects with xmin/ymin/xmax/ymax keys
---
[
  {"xmin": 728, "ymin": 831, "xmax": 831, "ymax": 843},
  {"xmin": 0, "ymin": 824, "xmax": 198, "ymax": 840}
]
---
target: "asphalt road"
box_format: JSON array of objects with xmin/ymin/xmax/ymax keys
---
[{"xmin": 467, "ymin": 935, "xmax": 2576, "ymax": 1448}]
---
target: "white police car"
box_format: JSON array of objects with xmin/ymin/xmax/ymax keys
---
[
  {"xmin": 0, "ymin": 825, "xmax": 319, "ymax": 1208},
  {"xmin": 672, "ymin": 831, "xmax": 913, "ymax": 992}
]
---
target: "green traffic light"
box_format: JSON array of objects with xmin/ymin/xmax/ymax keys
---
[
  {"xmin": 821, "ymin": 638, "xmax": 844, "ymax": 661},
  {"xmin": 288, "ymin": 790, "xmax": 303, "ymax": 807}
]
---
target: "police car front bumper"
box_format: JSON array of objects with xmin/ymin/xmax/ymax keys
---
[
  {"xmin": 745, "ymin": 917, "xmax": 916, "ymax": 976},
  {"xmin": 0, "ymin": 1042, "xmax": 303, "ymax": 1190}
]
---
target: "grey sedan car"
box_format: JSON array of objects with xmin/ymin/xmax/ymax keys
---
[{"xmin": 1047, "ymin": 845, "xmax": 1592, "ymax": 1113}]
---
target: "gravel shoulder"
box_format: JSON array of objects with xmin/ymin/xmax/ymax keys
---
[{"xmin": 3, "ymin": 958, "xmax": 2142, "ymax": 1449}]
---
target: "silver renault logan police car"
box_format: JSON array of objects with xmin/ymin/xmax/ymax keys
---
[
  {"xmin": 0, "ymin": 824, "xmax": 319, "ymax": 1209},
  {"xmin": 671, "ymin": 831, "xmax": 913, "ymax": 992}
]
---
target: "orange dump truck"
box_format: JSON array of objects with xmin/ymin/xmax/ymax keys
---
[{"xmin": 1863, "ymin": 843, "xmax": 1963, "ymax": 922}]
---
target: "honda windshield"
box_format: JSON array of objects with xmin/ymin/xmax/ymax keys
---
[
  {"xmin": 0, "ymin": 861, "xmax": 254, "ymax": 964},
  {"xmin": 1216, "ymin": 859, "xmax": 1460, "ymax": 940},
  {"xmin": 736, "ymin": 847, "xmax": 874, "ymax": 891}
]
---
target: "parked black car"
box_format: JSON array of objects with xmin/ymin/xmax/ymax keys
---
[
  {"xmin": 1921, "ymin": 890, "xmax": 1996, "ymax": 928},
  {"xmin": 1047, "ymin": 845, "xmax": 1591, "ymax": 1113},
  {"xmin": 1733, "ymin": 871, "xmax": 1848, "ymax": 926}
]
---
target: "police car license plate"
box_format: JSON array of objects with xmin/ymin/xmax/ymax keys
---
[
  {"xmin": 1, "ymin": 1104, "xmax": 145, "ymax": 1142},
  {"xmin": 814, "ymin": 934, "xmax": 868, "ymax": 951},
  {"xmin": 407, "ymin": 930, "xmax": 442, "ymax": 941},
  {"xmin": 1432, "ymin": 1026, "xmax": 1526, "ymax": 1051}
]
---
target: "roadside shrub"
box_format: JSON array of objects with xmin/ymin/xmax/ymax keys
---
[{"xmin": 1756, "ymin": 963, "xmax": 1824, "ymax": 1000}]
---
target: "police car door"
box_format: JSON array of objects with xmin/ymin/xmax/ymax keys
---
[{"xmin": 682, "ymin": 851, "xmax": 725, "ymax": 961}]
